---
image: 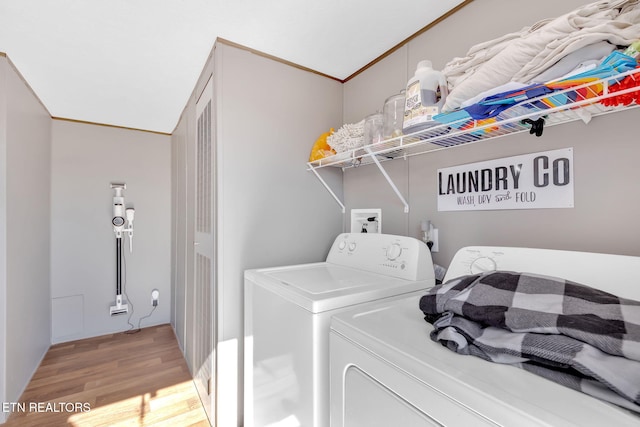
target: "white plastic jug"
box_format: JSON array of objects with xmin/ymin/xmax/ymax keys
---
[{"xmin": 402, "ymin": 60, "xmax": 448, "ymax": 134}]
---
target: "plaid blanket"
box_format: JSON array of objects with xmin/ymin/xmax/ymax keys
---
[{"xmin": 419, "ymin": 271, "xmax": 640, "ymax": 413}]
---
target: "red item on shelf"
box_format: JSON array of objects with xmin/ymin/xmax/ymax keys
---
[{"xmin": 601, "ymin": 66, "xmax": 640, "ymax": 107}]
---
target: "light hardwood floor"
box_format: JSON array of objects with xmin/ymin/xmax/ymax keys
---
[{"xmin": 4, "ymin": 324, "xmax": 210, "ymax": 427}]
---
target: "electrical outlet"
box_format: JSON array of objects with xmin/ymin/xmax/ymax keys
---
[
  {"xmin": 430, "ymin": 228, "xmax": 439, "ymax": 252},
  {"xmin": 151, "ymin": 289, "xmax": 159, "ymax": 306}
]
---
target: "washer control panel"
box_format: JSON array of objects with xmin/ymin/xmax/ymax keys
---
[
  {"xmin": 445, "ymin": 247, "xmax": 512, "ymax": 282},
  {"xmin": 470, "ymin": 256, "xmax": 498, "ymax": 274},
  {"xmin": 326, "ymin": 233, "xmax": 434, "ymax": 281}
]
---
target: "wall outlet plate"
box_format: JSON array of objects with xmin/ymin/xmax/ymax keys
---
[{"xmin": 430, "ymin": 228, "xmax": 439, "ymax": 252}]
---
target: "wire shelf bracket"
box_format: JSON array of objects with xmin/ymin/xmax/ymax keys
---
[
  {"xmin": 309, "ymin": 166, "xmax": 346, "ymax": 213},
  {"xmin": 365, "ymin": 147, "xmax": 409, "ymax": 213}
]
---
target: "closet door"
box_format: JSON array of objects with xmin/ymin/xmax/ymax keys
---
[
  {"xmin": 193, "ymin": 75, "xmax": 216, "ymax": 420},
  {"xmin": 171, "ymin": 105, "xmax": 189, "ymax": 356}
]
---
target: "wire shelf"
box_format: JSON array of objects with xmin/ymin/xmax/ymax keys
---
[{"xmin": 307, "ymin": 67, "xmax": 640, "ymax": 171}]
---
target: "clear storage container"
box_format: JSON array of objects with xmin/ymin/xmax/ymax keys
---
[
  {"xmin": 383, "ymin": 91, "xmax": 405, "ymax": 140},
  {"xmin": 363, "ymin": 112, "xmax": 384, "ymax": 146}
]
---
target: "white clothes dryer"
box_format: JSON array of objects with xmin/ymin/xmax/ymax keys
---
[
  {"xmin": 330, "ymin": 246, "xmax": 640, "ymax": 427},
  {"xmin": 244, "ymin": 233, "xmax": 435, "ymax": 427}
]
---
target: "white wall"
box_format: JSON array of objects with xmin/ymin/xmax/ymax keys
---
[
  {"xmin": 214, "ymin": 40, "xmax": 344, "ymax": 345},
  {"xmin": 50, "ymin": 120, "xmax": 172, "ymax": 343},
  {"xmin": 342, "ymin": 0, "xmax": 640, "ymax": 266},
  {"xmin": 0, "ymin": 54, "xmax": 8, "ymax": 426},
  {"xmin": 0, "ymin": 54, "xmax": 52, "ymax": 423}
]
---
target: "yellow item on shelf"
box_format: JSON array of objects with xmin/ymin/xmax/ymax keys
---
[{"xmin": 308, "ymin": 128, "xmax": 335, "ymax": 162}]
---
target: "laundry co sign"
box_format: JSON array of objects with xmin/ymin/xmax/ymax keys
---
[{"xmin": 437, "ymin": 148, "xmax": 574, "ymax": 211}]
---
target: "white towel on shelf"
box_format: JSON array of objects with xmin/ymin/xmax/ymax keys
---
[
  {"xmin": 514, "ymin": 6, "xmax": 640, "ymax": 82},
  {"xmin": 327, "ymin": 120, "xmax": 365, "ymax": 153}
]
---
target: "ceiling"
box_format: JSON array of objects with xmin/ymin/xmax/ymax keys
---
[{"xmin": 0, "ymin": 0, "xmax": 466, "ymax": 134}]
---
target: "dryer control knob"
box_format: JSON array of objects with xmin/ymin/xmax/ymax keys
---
[
  {"xmin": 470, "ymin": 257, "xmax": 497, "ymax": 274},
  {"xmin": 348, "ymin": 242, "xmax": 357, "ymax": 252},
  {"xmin": 386, "ymin": 243, "xmax": 402, "ymax": 260},
  {"xmin": 338, "ymin": 241, "xmax": 347, "ymax": 250}
]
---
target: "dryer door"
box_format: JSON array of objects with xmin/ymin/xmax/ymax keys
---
[
  {"xmin": 345, "ymin": 367, "xmax": 441, "ymax": 427},
  {"xmin": 331, "ymin": 330, "xmax": 498, "ymax": 427}
]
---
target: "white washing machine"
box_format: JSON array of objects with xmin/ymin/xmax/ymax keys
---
[
  {"xmin": 330, "ymin": 246, "xmax": 640, "ymax": 427},
  {"xmin": 244, "ymin": 232, "xmax": 435, "ymax": 427}
]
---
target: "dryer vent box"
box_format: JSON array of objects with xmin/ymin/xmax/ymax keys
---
[{"xmin": 350, "ymin": 209, "xmax": 381, "ymax": 234}]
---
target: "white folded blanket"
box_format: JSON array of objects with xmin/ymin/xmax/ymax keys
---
[
  {"xmin": 528, "ymin": 41, "xmax": 615, "ymax": 83},
  {"xmin": 442, "ymin": 0, "xmax": 640, "ymax": 112}
]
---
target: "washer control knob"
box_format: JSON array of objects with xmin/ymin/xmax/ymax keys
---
[
  {"xmin": 338, "ymin": 241, "xmax": 347, "ymax": 250},
  {"xmin": 386, "ymin": 243, "xmax": 402, "ymax": 260},
  {"xmin": 470, "ymin": 257, "xmax": 497, "ymax": 274},
  {"xmin": 348, "ymin": 242, "xmax": 357, "ymax": 252}
]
